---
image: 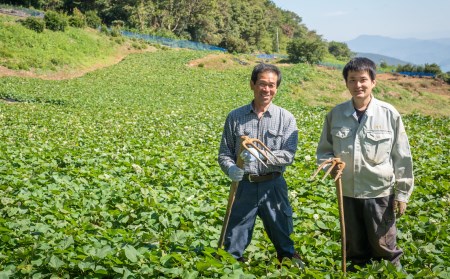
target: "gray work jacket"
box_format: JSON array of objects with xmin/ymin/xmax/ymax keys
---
[{"xmin": 316, "ymin": 97, "xmax": 414, "ymax": 202}]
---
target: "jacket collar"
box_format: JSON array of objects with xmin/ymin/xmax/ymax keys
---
[{"xmin": 344, "ymin": 95, "xmax": 377, "ymax": 117}]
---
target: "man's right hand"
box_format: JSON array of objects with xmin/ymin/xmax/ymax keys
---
[
  {"xmin": 240, "ymin": 147, "xmax": 259, "ymax": 164},
  {"xmin": 329, "ymin": 163, "xmax": 344, "ymax": 179},
  {"xmin": 228, "ymin": 165, "xmax": 244, "ymax": 182},
  {"xmin": 329, "ymin": 165, "xmax": 339, "ymax": 179}
]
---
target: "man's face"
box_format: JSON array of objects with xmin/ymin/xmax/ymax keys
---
[
  {"xmin": 250, "ymin": 71, "xmax": 278, "ymax": 107},
  {"xmin": 346, "ymin": 70, "xmax": 376, "ymax": 102}
]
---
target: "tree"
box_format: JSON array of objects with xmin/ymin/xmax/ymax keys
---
[
  {"xmin": 85, "ymin": 10, "xmax": 102, "ymax": 28},
  {"xmin": 328, "ymin": 41, "xmax": 353, "ymax": 61},
  {"xmin": 44, "ymin": 10, "xmax": 68, "ymax": 31},
  {"xmin": 287, "ymin": 37, "xmax": 327, "ymax": 64},
  {"xmin": 10, "ymin": 0, "xmax": 329, "ymax": 54},
  {"xmin": 125, "ymin": 1, "xmax": 150, "ymax": 31},
  {"xmin": 424, "ymin": 63, "xmax": 442, "ymax": 75},
  {"xmin": 186, "ymin": 0, "xmax": 224, "ymax": 46},
  {"xmin": 396, "ymin": 63, "xmax": 415, "ymax": 73},
  {"xmin": 69, "ymin": 8, "xmax": 86, "ymax": 28}
]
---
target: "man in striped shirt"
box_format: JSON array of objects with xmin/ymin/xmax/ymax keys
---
[{"xmin": 218, "ymin": 63, "xmax": 301, "ymax": 265}]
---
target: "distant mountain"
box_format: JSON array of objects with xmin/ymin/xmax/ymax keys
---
[
  {"xmin": 432, "ymin": 38, "xmax": 450, "ymax": 46},
  {"xmin": 353, "ymin": 52, "xmax": 410, "ymax": 67},
  {"xmin": 346, "ymin": 35, "xmax": 450, "ymax": 72}
]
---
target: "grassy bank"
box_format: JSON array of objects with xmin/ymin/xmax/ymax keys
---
[{"xmin": 0, "ymin": 14, "xmax": 123, "ymax": 73}]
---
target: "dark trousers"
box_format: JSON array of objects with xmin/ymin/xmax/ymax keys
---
[
  {"xmin": 344, "ymin": 195, "xmax": 403, "ymax": 266},
  {"xmin": 224, "ymin": 175, "xmax": 295, "ymax": 259}
]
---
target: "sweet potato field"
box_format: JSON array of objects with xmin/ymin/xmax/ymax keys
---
[{"xmin": 0, "ymin": 50, "xmax": 449, "ymax": 278}]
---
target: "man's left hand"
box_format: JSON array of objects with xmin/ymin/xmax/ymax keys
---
[{"xmin": 394, "ymin": 200, "xmax": 407, "ymax": 217}]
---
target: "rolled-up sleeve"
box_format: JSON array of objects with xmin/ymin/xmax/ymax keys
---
[
  {"xmin": 218, "ymin": 113, "xmax": 237, "ymax": 175},
  {"xmin": 270, "ymin": 115, "xmax": 298, "ymax": 166}
]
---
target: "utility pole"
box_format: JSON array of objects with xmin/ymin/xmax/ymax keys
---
[{"xmin": 276, "ymin": 28, "xmax": 279, "ymax": 53}]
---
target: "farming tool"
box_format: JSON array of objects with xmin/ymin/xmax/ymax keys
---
[
  {"xmin": 311, "ymin": 158, "xmax": 347, "ymax": 273},
  {"xmin": 218, "ymin": 136, "xmax": 277, "ymax": 249}
]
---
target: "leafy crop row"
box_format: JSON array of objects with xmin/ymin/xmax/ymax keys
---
[{"xmin": 0, "ymin": 50, "xmax": 449, "ymax": 278}]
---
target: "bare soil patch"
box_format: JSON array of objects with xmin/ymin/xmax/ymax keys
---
[
  {"xmin": 187, "ymin": 53, "xmax": 291, "ymax": 70},
  {"xmin": 377, "ymin": 72, "xmax": 450, "ymax": 97},
  {"xmin": 187, "ymin": 53, "xmax": 251, "ymax": 70}
]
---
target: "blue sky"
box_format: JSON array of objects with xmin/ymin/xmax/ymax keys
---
[{"xmin": 271, "ymin": 0, "xmax": 450, "ymax": 42}]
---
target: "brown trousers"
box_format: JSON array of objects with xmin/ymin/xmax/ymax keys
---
[{"xmin": 343, "ymin": 195, "xmax": 403, "ymax": 266}]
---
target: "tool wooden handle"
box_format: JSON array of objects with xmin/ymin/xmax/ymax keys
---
[
  {"xmin": 218, "ymin": 136, "xmax": 247, "ymax": 249},
  {"xmin": 336, "ymin": 177, "xmax": 346, "ymax": 273}
]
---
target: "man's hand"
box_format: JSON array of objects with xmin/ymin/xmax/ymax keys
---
[
  {"xmin": 394, "ymin": 200, "xmax": 407, "ymax": 217},
  {"xmin": 329, "ymin": 164, "xmax": 342, "ymax": 179},
  {"xmin": 228, "ymin": 165, "xmax": 244, "ymax": 182},
  {"xmin": 240, "ymin": 148, "xmax": 264, "ymax": 164}
]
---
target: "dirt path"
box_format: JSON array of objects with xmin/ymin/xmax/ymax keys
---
[{"xmin": 0, "ymin": 45, "xmax": 156, "ymax": 80}]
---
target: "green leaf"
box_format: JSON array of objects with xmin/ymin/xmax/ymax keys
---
[
  {"xmin": 48, "ymin": 255, "xmax": 64, "ymax": 269},
  {"xmin": 124, "ymin": 245, "xmax": 139, "ymax": 263},
  {"xmin": 96, "ymin": 245, "xmax": 112, "ymax": 259},
  {"xmin": 316, "ymin": 220, "xmax": 328, "ymax": 230},
  {"xmin": 58, "ymin": 236, "xmax": 74, "ymax": 250}
]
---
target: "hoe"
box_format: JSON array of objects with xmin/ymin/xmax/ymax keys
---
[
  {"xmin": 311, "ymin": 158, "xmax": 347, "ymax": 273},
  {"xmin": 218, "ymin": 136, "xmax": 277, "ymax": 249}
]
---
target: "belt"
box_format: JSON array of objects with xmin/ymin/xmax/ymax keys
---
[{"xmin": 243, "ymin": 172, "xmax": 281, "ymax": 183}]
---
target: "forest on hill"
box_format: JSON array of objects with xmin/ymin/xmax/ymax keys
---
[
  {"xmin": 2, "ymin": 0, "xmax": 449, "ymax": 81},
  {"xmin": 1, "ymin": 0, "xmax": 322, "ymax": 54}
]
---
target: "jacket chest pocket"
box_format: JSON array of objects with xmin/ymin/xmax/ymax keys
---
[
  {"xmin": 363, "ymin": 131, "xmax": 392, "ymax": 164},
  {"xmin": 332, "ymin": 127, "xmax": 354, "ymax": 156}
]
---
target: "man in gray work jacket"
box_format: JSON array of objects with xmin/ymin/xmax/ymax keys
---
[
  {"xmin": 218, "ymin": 63, "xmax": 301, "ymax": 264},
  {"xmin": 316, "ymin": 57, "xmax": 414, "ymax": 270}
]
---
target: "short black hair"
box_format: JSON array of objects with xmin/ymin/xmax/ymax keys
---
[
  {"xmin": 343, "ymin": 57, "xmax": 377, "ymax": 82},
  {"xmin": 251, "ymin": 63, "xmax": 282, "ymax": 87}
]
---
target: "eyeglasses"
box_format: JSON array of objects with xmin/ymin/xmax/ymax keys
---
[{"xmin": 255, "ymin": 82, "xmax": 276, "ymax": 89}]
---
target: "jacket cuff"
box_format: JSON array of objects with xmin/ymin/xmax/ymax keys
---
[{"xmin": 394, "ymin": 192, "xmax": 409, "ymax": 203}]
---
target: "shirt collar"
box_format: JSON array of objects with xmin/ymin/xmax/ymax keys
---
[{"xmin": 247, "ymin": 101, "xmax": 274, "ymax": 116}]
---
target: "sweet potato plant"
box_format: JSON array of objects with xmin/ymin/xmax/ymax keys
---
[{"xmin": 0, "ymin": 50, "xmax": 448, "ymax": 278}]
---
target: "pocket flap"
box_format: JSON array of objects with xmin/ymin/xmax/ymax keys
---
[
  {"xmin": 238, "ymin": 128, "xmax": 251, "ymax": 136},
  {"xmin": 268, "ymin": 129, "xmax": 283, "ymax": 137},
  {"xmin": 333, "ymin": 128, "xmax": 352, "ymax": 139},
  {"xmin": 367, "ymin": 131, "xmax": 392, "ymax": 141}
]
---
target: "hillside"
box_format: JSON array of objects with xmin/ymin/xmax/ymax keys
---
[
  {"xmin": 0, "ymin": 48, "xmax": 448, "ymax": 279},
  {"xmin": 183, "ymin": 53, "xmax": 450, "ymax": 117},
  {"xmin": 1, "ymin": 14, "xmax": 449, "ymax": 117},
  {"xmin": 0, "ymin": 16, "xmax": 449, "ymax": 277},
  {"xmin": 0, "ymin": 13, "xmax": 153, "ymax": 79}
]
